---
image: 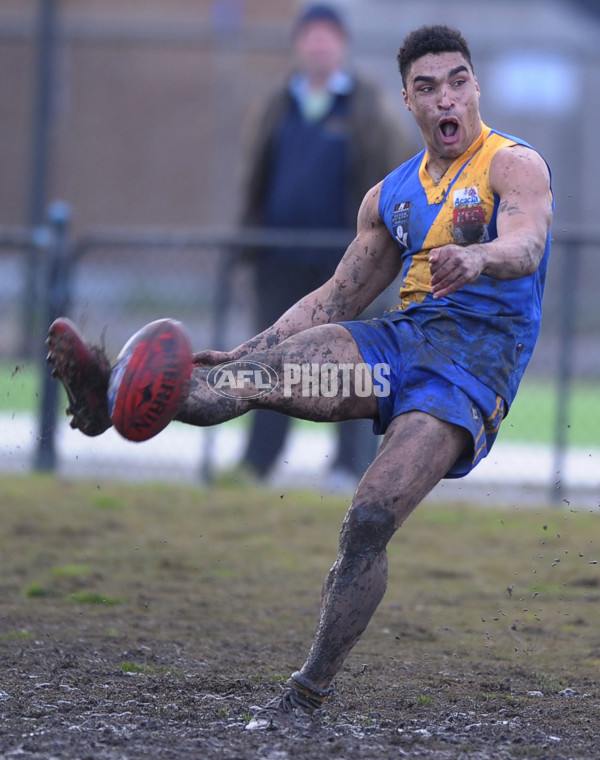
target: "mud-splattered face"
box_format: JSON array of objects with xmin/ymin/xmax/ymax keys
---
[{"xmin": 403, "ymin": 51, "xmax": 481, "ymax": 165}]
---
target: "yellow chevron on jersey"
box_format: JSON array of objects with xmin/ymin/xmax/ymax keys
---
[{"xmin": 391, "ymin": 124, "xmax": 516, "ymax": 309}]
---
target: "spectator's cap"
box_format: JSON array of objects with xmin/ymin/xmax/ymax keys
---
[{"xmin": 293, "ymin": 4, "xmax": 348, "ymax": 37}]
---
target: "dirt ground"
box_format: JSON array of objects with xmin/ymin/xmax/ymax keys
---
[
  {"xmin": 2, "ymin": 634, "xmax": 599, "ymax": 760},
  {"xmin": 1, "ymin": 476, "xmax": 599, "ymax": 759}
]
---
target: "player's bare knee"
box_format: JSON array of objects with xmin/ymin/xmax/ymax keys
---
[{"xmin": 339, "ymin": 502, "xmax": 396, "ymax": 558}]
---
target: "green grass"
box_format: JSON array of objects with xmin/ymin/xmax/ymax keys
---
[
  {"xmin": 51, "ymin": 563, "xmax": 93, "ymax": 578},
  {"xmin": 1, "ymin": 361, "xmax": 41, "ymax": 412},
  {"xmin": 69, "ymin": 591, "xmax": 121, "ymax": 605},
  {"xmin": 1, "ymin": 474, "xmax": 599, "ymax": 679},
  {"xmin": 24, "ymin": 582, "xmax": 58, "ymax": 598},
  {"xmin": 500, "ymin": 378, "xmax": 600, "ymax": 448},
  {"xmin": 2, "ymin": 360, "xmax": 598, "ymax": 448}
]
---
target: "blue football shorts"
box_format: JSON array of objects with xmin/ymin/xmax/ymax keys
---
[{"xmin": 341, "ymin": 316, "xmax": 506, "ymax": 479}]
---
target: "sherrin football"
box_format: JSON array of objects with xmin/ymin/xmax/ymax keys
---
[{"xmin": 108, "ymin": 318, "xmax": 193, "ymax": 442}]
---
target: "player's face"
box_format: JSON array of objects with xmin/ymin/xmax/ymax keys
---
[
  {"xmin": 402, "ymin": 51, "xmax": 481, "ymax": 163},
  {"xmin": 294, "ymin": 21, "xmax": 347, "ymax": 83}
]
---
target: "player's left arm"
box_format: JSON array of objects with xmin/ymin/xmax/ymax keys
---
[{"xmin": 429, "ymin": 144, "xmax": 553, "ymax": 299}]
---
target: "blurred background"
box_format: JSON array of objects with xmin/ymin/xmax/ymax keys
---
[{"xmin": 0, "ymin": 0, "xmax": 598, "ymax": 504}]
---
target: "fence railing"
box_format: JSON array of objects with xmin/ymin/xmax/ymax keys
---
[{"xmin": 2, "ymin": 204, "xmax": 598, "ymax": 502}]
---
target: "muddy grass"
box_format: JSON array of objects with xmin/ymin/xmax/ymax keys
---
[{"xmin": 1, "ymin": 475, "xmax": 599, "ymax": 759}]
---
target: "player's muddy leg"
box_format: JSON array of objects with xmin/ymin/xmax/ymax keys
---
[
  {"xmin": 245, "ymin": 412, "xmax": 470, "ymax": 729},
  {"xmin": 46, "ymin": 318, "xmax": 112, "ymax": 436},
  {"xmin": 178, "ymin": 324, "xmax": 377, "ymax": 428},
  {"xmin": 296, "ymin": 412, "xmax": 470, "ymax": 690},
  {"xmin": 176, "ymin": 366, "xmax": 250, "ymax": 427}
]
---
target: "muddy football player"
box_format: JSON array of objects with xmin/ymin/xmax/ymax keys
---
[{"xmin": 47, "ymin": 25, "xmax": 553, "ymax": 730}]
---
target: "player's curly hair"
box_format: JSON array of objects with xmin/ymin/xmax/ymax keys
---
[{"xmin": 397, "ymin": 25, "xmax": 474, "ymax": 89}]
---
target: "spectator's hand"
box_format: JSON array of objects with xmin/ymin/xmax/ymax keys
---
[{"xmin": 429, "ymin": 244, "xmax": 484, "ymax": 299}]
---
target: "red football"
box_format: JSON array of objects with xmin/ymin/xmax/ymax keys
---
[{"xmin": 108, "ymin": 318, "xmax": 193, "ymax": 442}]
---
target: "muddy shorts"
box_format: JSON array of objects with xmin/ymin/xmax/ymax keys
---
[{"xmin": 341, "ymin": 316, "xmax": 506, "ymax": 479}]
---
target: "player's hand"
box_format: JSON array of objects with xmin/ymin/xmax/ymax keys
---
[
  {"xmin": 429, "ymin": 244, "xmax": 484, "ymax": 298},
  {"xmin": 192, "ymin": 349, "xmax": 235, "ymax": 366}
]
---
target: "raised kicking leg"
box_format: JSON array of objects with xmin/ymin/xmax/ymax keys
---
[
  {"xmin": 47, "ymin": 318, "xmax": 380, "ymax": 435},
  {"xmin": 246, "ymin": 411, "xmax": 470, "ymax": 729},
  {"xmin": 179, "ymin": 323, "xmax": 378, "ymax": 427}
]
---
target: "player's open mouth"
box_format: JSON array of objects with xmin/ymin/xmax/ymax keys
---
[{"xmin": 438, "ymin": 117, "xmax": 460, "ymax": 144}]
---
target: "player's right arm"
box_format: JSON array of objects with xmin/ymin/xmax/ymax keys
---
[{"xmin": 194, "ymin": 184, "xmax": 402, "ymax": 364}]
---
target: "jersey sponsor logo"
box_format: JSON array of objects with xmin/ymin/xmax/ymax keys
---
[
  {"xmin": 391, "ymin": 201, "xmax": 412, "ymax": 252},
  {"xmin": 452, "ymin": 187, "xmax": 489, "ymax": 244},
  {"xmin": 454, "ymin": 186, "xmax": 481, "ymax": 207}
]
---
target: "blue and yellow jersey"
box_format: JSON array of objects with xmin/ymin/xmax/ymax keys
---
[{"xmin": 378, "ymin": 123, "xmax": 552, "ymax": 406}]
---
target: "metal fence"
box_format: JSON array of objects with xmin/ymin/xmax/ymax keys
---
[{"xmin": 1, "ymin": 207, "xmax": 599, "ymax": 502}]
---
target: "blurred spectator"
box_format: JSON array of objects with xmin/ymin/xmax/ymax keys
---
[{"xmin": 238, "ymin": 3, "xmax": 417, "ymax": 490}]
